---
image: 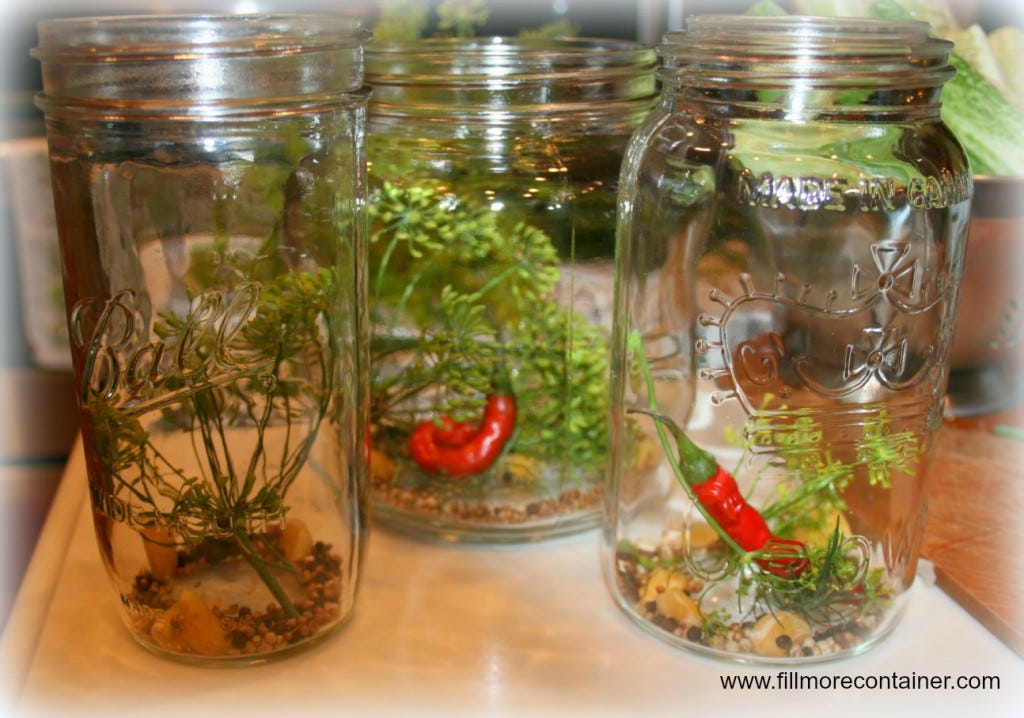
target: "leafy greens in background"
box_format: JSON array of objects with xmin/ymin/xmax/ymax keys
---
[
  {"xmin": 372, "ymin": 0, "xmax": 579, "ymax": 41},
  {"xmin": 751, "ymin": 0, "xmax": 1024, "ymax": 176}
]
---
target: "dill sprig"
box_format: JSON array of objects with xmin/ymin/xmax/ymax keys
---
[
  {"xmin": 627, "ymin": 330, "xmax": 900, "ymax": 623},
  {"xmin": 90, "ymin": 260, "xmax": 340, "ymax": 618},
  {"xmin": 743, "ymin": 522, "xmax": 889, "ymax": 626},
  {"xmin": 368, "ymin": 177, "xmax": 610, "ymax": 474}
]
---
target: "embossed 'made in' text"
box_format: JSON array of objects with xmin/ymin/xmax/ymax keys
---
[{"xmin": 737, "ymin": 169, "xmax": 971, "ymax": 211}]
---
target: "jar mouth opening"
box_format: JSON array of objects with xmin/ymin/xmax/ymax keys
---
[{"xmin": 32, "ymin": 13, "xmax": 371, "ymax": 62}]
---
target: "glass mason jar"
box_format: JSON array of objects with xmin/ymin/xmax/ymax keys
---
[
  {"xmin": 605, "ymin": 16, "xmax": 971, "ymax": 663},
  {"xmin": 364, "ymin": 38, "xmax": 657, "ymax": 542},
  {"xmin": 33, "ymin": 14, "xmax": 372, "ymax": 664}
]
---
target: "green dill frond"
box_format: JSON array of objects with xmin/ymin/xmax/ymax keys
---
[
  {"xmin": 368, "ymin": 174, "xmax": 611, "ymax": 472},
  {"xmin": 749, "ymin": 523, "xmax": 889, "ymax": 626}
]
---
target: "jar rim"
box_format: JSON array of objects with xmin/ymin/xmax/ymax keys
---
[
  {"xmin": 365, "ymin": 34, "xmax": 657, "ymax": 124},
  {"xmin": 365, "ymin": 35, "xmax": 657, "ymax": 81},
  {"xmin": 32, "ymin": 13, "xmax": 370, "ymax": 62},
  {"xmin": 32, "ymin": 13, "xmax": 371, "ymax": 117},
  {"xmin": 656, "ymin": 14, "xmax": 955, "ymax": 96},
  {"xmin": 659, "ymin": 14, "xmax": 952, "ymax": 60}
]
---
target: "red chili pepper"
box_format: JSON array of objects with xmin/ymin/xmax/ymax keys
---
[
  {"xmin": 690, "ymin": 466, "xmax": 807, "ymax": 577},
  {"xmin": 408, "ymin": 382, "xmax": 516, "ymax": 478},
  {"xmin": 431, "ymin": 417, "xmax": 480, "ymax": 447},
  {"xmin": 636, "ymin": 410, "xmax": 807, "ymax": 577}
]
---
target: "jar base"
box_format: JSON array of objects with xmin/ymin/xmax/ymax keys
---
[
  {"xmin": 606, "ymin": 566, "xmax": 907, "ymax": 665},
  {"xmin": 124, "ymin": 611, "xmax": 355, "ymax": 667},
  {"xmin": 372, "ymin": 498, "xmax": 601, "ymax": 545}
]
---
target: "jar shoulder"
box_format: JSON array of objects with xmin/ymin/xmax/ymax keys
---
[{"xmin": 625, "ymin": 111, "xmax": 970, "ymax": 182}]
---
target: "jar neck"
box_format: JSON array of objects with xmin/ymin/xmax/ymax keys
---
[
  {"xmin": 657, "ymin": 15, "xmax": 954, "ymax": 121},
  {"xmin": 32, "ymin": 14, "xmax": 370, "ymax": 119},
  {"xmin": 365, "ymin": 36, "xmax": 658, "ymax": 132}
]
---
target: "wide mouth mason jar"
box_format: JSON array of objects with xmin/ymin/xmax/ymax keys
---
[
  {"xmin": 605, "ymin": 15, "xmax": 971, "ymax": 662},
  {"xmin": 364, "ymin": 37, "xmax": 657, "ymax": 543},
  {"xmin": 33, "ymin": 14, "xmax": 372, "ymax": 664}
]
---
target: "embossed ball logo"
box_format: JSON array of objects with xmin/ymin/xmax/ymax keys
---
[{"xmin": 69, "ymin": 283, "xmax": 276, "ymax": 411}]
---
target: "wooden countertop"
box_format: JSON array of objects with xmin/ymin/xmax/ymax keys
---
[{"xmin": 922, "ymin": 403, "xmax": 1024, "ymax": 658}]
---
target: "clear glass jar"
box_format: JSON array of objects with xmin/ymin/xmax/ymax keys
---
[
  {"xmin": 605, "ymin": 16, "xmax": 971, "ymax": 663},
  {"xmin": 364, "ymin": 37, "xmax": 657, "ymax": 542},
  {"xmin": 33, "ymin": 14, "xmax": 372, "ymax": 664}
]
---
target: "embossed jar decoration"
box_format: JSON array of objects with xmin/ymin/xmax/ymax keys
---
[
  {"xmin": 33, "ymin": 14, "xmax": 372, "ymax": 664},
  {"xmin": 605, "ymin": 15, "xmax": 971, "ymax": 663},
  {"xmin": 363, "ymin": 37, "xmax": 657, "ymax": 542}
]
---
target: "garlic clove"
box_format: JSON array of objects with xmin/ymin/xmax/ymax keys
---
[
  {"xmin": 150, "ymin": 589, "xmax": 230, "ymax": 656},
  {"xmin": 750, "ymin": 610, "xmax": 812, "ymax": 658},
  {"xmin": 279, "ymin": 518, "xmax": 314, "ymax": 564},
  {"xmin": 655, "ymin": 586, "xmax": 701, "ymax": 626},
  {"xmin": 141, "ymin": 526, "xmax": 178, "ymax": 580},
  {"xmin": 370, "ymin": 448, "xmax": 396, "ymax": 482}
]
